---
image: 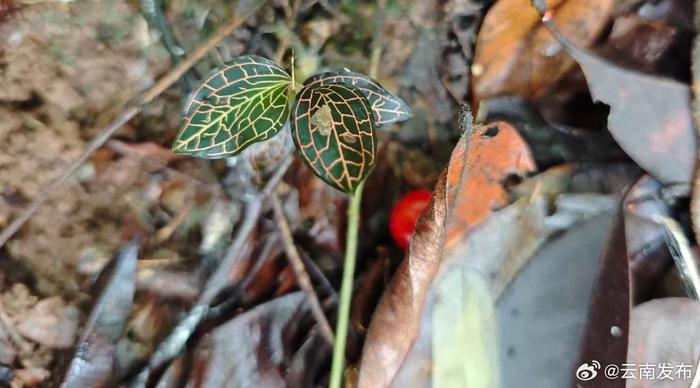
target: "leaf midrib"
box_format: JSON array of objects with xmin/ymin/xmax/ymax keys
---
[{"xmin": 176, "ymin": 80, "xmax": 290, "ymax": 152}]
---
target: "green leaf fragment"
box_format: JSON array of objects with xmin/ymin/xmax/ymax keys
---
[
  {"xmin": 304, "ymin": 71, "xmax": 412, "ymax": 127},
  {"xmin": 291, "ymin": 83, "xmax": 377, "ymax": 193},
  {"xmin": 173, "ymin": 55, "xmax": 292, "ymax": 158}
]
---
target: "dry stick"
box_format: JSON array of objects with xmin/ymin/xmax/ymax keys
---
[
  {"xmin": 199, "ymin": 154, "xmax": 294, "ymax": 304},
  {"xmin": 270, "ymin": 194, "xmax": 335, "ymax": 345},
  {"xmin": 137, "ymin": 156, "xmax": 294, "ymax": 386},
  {"xmin": 0, "ymin": 5, "xmax": 263, "ymax": 249},
  {"xmin": 106, "ymin": 139, "xmax": 225, "ymax": 197}
]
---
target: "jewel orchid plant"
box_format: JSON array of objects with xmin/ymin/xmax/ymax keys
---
[{"xmin": 171, "ymin": 55, "xmax": 412, "ymax": 388}]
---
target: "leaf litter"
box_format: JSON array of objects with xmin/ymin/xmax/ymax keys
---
[{"xmin": 1, "ymin": 0, "xmax": 700, "ymax": 387}]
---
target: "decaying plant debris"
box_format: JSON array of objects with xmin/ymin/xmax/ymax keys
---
[{"xmin": 1, "ymin": 0, "xmax": 700, "ymax": 387}]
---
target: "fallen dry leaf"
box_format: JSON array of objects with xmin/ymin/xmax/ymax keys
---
[
  {"xmin": 62, "ymin": 241, "xmax": 138, "ymax": 388},
  {"xmin": 358, "ymin": 116, "xmax": 535, "ymax": 388},
  {"xmin": 543, "ymin": 14, "xmax": 696, "ymax": 184},
  {"xmin": 497, "ymin": 211, "xmax": 616, "ymax": 387},
  {"xmin": 627, "ymin": 298, "xmax": 700, "ymax": 388},
  {"xmin": 690, "ymin": 4, "xmax": 700, "ymax": 260},
  {"xmin": 16, "ymin": 296, "xmax": 80, "ymax": 349},
  {"xmin": 601, "ymin": 1, "xmax": 693, "ymax": 80},
  {"xmin": 195, "ymin": 292, "xmax": 310, "ymax": 388},
  {"xmin": 573, "ymin": 209, "xmax": 629, "ymax": 386},
  {"xmin": 445, "ymin": 120, "xmax": 537, "ymax": 247},
  {"xmin": 357, "ymin": 169, "xmax": 448, "ymax": 388},
  {"xmin": 472, "ymin": 0, "xmax": 613, "ymax": 100}
]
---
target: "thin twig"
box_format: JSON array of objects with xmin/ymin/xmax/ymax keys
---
[
  {"xmin": 199, "ymin": 154, "xmax": 294, "ymax": 304},
  {"xmin": 140, "ymin": 0, "xmax": 198, "ymax": 90},
  {"xmin": 300, "ymin": 248, "xmax": 337, "ymax": 301},
  {"xmin": 270, "ymin": 193, "xmax": 335, "ymax": 345},
  {"xmin": 106, "ymin": 139, "xmax": 225, "ymax": 197},
  {"xmin": 0, "ymin": 2, "xmax": 268, "ymax": 249},
  {"xmin": 149, "ymin": 198, "xmax": 195, "ymax": 247}
]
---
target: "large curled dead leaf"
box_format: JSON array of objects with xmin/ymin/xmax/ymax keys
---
[
  {"xmin": 542, "ymin": 15, "xmax": 696, "ymax": 184},
  {"xmin": 472, "ymin": 0, "xmax": 613, "ymax": 100},
  {"xmin": 358, "ymin": 118, "xmax": 536, "ymax": 388},
  {"xmin": 389, "ymin": 172, "xmax": 623, "ymax": 388},
  {"xmin": 445, "ymin": 120, "xmax": 537, "ymax": 247}
]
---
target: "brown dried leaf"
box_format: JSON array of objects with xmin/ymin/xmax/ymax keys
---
[
  {"xmin": 445, "ymin": 121, "xmax": 537, "ymax": 247},
  {"xmin": 62, "ymin": 242, "xmax": 138, "ymax": 388},
  {"xmin": 195, "ymin": 292, "xmax": 310, "ymax": 387},
  {"xmin": 573, "ymin": 209, "xmax": 629, "ymax": 385},
  {"xmin": 472, "ymin": 0, "xmax": 613, "ymax": 99},
  {"xmin": 16, "ymin": 297, "xmax": 80, "ymax": 349},
  {"xmin": 543, "ymin": 15, "xmax": 696, "ymax": 183},
  {"xmin": 358, "ymin": 119, "xmax": 535, "ymax": 388},
  {"xmin": 627, "ymin": 297, "xmax": 700, "ymax": 387}
]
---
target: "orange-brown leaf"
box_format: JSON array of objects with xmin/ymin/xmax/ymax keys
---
[
  {"xmin": 357, "ymin": 121, "xmax": 535, "ymax": 388},
  {"xmin": 446, "ymin": 121, "xmax": 537, "ymax": 247},
  {"xmin": 472, "ymin": 0, "xmax": 612, "ymax": 100}
]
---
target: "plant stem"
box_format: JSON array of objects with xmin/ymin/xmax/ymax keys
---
[
  {"xmin": 329, "ymin": 0, "xmax": 385, "ymax": 384},
  {"xmin": 329, "ymin": 180, "xmax": 364, "ymax": 388}
]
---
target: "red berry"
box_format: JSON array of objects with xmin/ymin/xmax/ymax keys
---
[{"xmin": 389, "ymin": 189, "xmax": 433, "ymax": 250}]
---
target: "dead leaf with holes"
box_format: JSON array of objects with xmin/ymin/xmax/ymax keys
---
[
  {"xmin": 357, "ymin": 118, "xmax": 536, "ymax": 388},
  {"xmin": 472, "ymin": 0, "xmax": 613, "ymax": 100}
]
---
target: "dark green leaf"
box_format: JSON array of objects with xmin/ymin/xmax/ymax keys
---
[
  {"xmin": 173, "ymin": 55, "xmax": 291, "ymax": 158},
  {"xmin": 304, "ymin": 71, "xmax": 412, "ymax": 127},
  {"xmin": 291, "ymin": 83, "xmax": 377, "ymax": 193}
]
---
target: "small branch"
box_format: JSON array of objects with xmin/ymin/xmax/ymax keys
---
[
  {"xmin": 149, "ymin": 199, "xmax": 195, "ymax": 247},
  {"xmin": 300, "ymin": 249, "xmax": 337, "ymax": 301},
  {"xmin": 199, "ymin": 153, "xmax": 294, "ymax": 304},
  {"xmin": 106, "ymin": 139, "xmax": 225, "ymax": 197},
  {"xmin": 140, "ymin": 0, "xmax": 198, "ymax": 90},
  {"xmin": 0, "ymin": 2, "xmax": 269, "ymax": 249},
  {"xmin": 270, "ymin": 193, "xmax": 335, "ymax": 345}
]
